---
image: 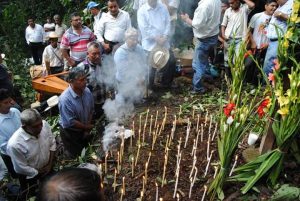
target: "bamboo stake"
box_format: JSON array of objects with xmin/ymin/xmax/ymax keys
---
[
  {"xmin": 104, "ymin": 153, "xmax": 108, "ymax": 174},
  {"xmin": 208, "ymin": 115, "xmax": 212, "ymax": 134},
  {"xmin": 161, "ymin": 149, "xmax": 169, "ymax": 187},
  {"xmin": 213, "ymin": 166, "xmax": 218, "ymax": 178},
  {"xmin": 144, "ymin": 162, "xmax": 148, "ymax": 184},
  {"xmin": 135, "ymin": 144, "xmax": 141, "ymax": 166},
  {"xmin": 212, "ymin": 122, "xmax": 218, "ymax": 141},
  {"xmin": 204, "ymin": 150, "xmax": 214, "ymax": 177},
  {"xmin": 113, "ymin": 168, "xmax": 117, "ymax": 192},
  {"xmin": 117, "ymin": 151, "xmax": 120, "ymax": 173},
  {"xmin": 122, "ymin": 177, "xmax": 125, "ymax": 196},
  {"xmin": 154, "ymin": 110, "xmax": 158, "ymax": 129},
  {"xmin": 200, "ymin": 123, "xmax": 204, "ymax": 142},
  {"xmin": 120, "ymin": 188, "xmax": 124, "ymax": 201},
  {"xmin": 192, "ymin": 107, "xmax": 195, "ymax": 119},
  {"xmin": 189, "ymin": 167, "xmax": 198, "ymax": 198},
  {"xmin": 184, "ymin": 118, "xmax": 191, "ymax": 148},
  {"xmin": 142, "ymin": 109, "xmax": 149, "ymax": 144},
  {"xmin": 131, "ymin": 156, "xmax": 134, "ymax": 177},
  {"xmin": 173, "ymin": 152, "xmax": 182, "ymax": 198},
  {"xmin": 196, "ymin": 114, "xmax": 200, "ymax": 132},
  {"xmin": 155, "ymin": 182, "xmax": 158, "ymax": 201},
  {"xmin": 204, "ymin": 110, "xmax": 208, "ymax": 127},
  {"xmin": 149, "ymin": 114, "xmax": 153, "ymax": 137},
  {"xmin": 176, "ymin": 193, "xmax": 180, "ymax": 201}
]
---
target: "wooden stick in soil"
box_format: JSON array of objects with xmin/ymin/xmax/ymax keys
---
[
  {"xmin": 212, "ymin": 122, "xmax": 218, "ymax": 141},
  {"xmin": 204, "ymin": 150, "xmax": 214, "ymax": 177},
  {"xmin": 138, "ymin": 114, "xmax": 142, "ymax": 144},
  {"xmin": 196, "ymin": 114, "xmax": 200, "ymax": 132},
  {"xmin": 191, "ymin": 139, "xmax": 196, "ymax": 157},
  {"xmin": 161, "ymin": 149, "xmax": 169, "ymax": 187},
  {"xmin": 176, "ymin": 193, "xmax": 180, "ymax": 201},
  {"xmin": 131, "ymin": 156, "xmax": 134, "ymax": 177},
  {"xmin": 117, "ymin": 151, "xmax": 120, "ymax": 173},
  {"xmin": 135, "ymin": 144, "xmax": 141, "ymax": 166},
  {"xmin": 120, "ymin": 188, "xmax": 124, "ymax": 201},
  {"xmin": 184, "ymin": 118, "xmax": 191, "ymax": 148},
  {"xmin": 204, "ymin": 110, "xmax": 208, "ymax": 127},
  {"xmin": 192, "ymin": 107, "xmax": 195, "ymax": 119},
  {"xmin": 189, "ymin": 154, "xmax": 197, "ymax": 178},
  {"xmin": 104, "ymin": 153, "xmax": 108, "ymax": 174},
  {"xmin": 213, "ymin": 166, "xmax": 218, "ymax": 178},
  {"xmin": 161, "ymin": 106, "xmax": 167, "ymax": 130},
  {"xmin": 147, "ymin": 152, "xmax": 151, "ymax": 165},
  {"xmin": 142, "ymin": 176, "xmax": 145, "ymax": 195},
  {"xmin": 149, "ymin": 114, "xmax": 153, "ymax": 137},
  {"xmin": 113, "ymin": 168, "xmax": 117, "ymax": 192},
  {"xmin": 229, "ymin": 155, "xmax": 238, "ymax": 176},
  {"xmin": 142, "ymin": 109, "xmax": 149, "ymax": 144},
  {"xmin": 206, "ymin": 138, "xmax": 210, "ymax": 161},
  {"xmin": 200, "ymin": 123, "xmax": 204, "ymax": 142},
  {"xmin": 144, "ymin": 162, "xmax": 148, "ymax": 184},
  {"xmin": 155, "ymin": 182, "xmax": 159, "ymax": 201},
  {"xmin": 179, "ymin": 105, "xmax": 182, "ymax": 119},
  {"xmin": 122, "ymin": 177, "xmax": 125, "ymax": 196},
  {"xmin": 173, "ymin": 152, "xmax": 182, "ymax": 198},
  {"xmin": 154, "ymin": 110, "xmax": 158, "ymax": 129},
  {"xmin": 201, "ymin": 185, "xmax": 208, "ymax": 201},
  {"xmin": 189, "ymin": 167, "xmax": 198, "ymax": 198},
  {"xmin": 208, "ymin": 115, "xmax": 212, "ymax": 135}
]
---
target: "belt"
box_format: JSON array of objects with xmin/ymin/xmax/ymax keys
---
[{"xmin": 270, "ymin": 38, "xmax": 278, "ymax": 42}]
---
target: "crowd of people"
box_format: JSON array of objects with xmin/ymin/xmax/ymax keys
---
[{"xmin": 0, "ymin": 0, "xmax": 294, "ymax": 199}]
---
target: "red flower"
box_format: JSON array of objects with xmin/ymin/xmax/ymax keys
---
[
  {"xmin": 244, "ymin": 50, "xmax": 253, "ymax": 59},
  {"xmin": 257, "ymin": 98, "xmax": 270, "ymax": 118},
  {"xmin": 268, "ymin": 73, "xmax": 275, "ymax": 86},
  {"xmin": 224, "ymin": 103, "xmax": 235, "ymax": 117},
  {"xmin": 273, "ymin": 59, "xmax": 280, "ymax": 71}
]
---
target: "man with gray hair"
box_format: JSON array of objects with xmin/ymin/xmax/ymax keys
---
[
  {"xmin": 59, "ymin": 67, "xmax": 94, "ymax": 158},
  {"xmin": 114, "ymin": 28, "xmax": 148, "ymax": 103},
  {"xmin": 7, "ymin": 109, "xmax": 56, "ymax": 198},
  {"xmin": 53, "ymin": 14, "xmax": 68, "ymax": 43}
]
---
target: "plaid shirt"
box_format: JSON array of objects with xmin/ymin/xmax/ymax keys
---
[{"xmin": 60, "ymin": 26, "xmax": 96, "ymax": 62}]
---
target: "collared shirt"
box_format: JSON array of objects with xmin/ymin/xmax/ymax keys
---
[
  {"xmin": 138, "ymin": 2, "xmax": 171, "ymax": 51},
  {"xmin": 95, "ymin": 9, "xmax": 131, "ymax": 43},
  {"xmin": 55, "ymin": 23, "xmax": 68, "ymax": 43},
  {"xmin": 93, "ymin": 11, "xmax": 103, "ymax": 31},
  {"xmin": 7, "ymin": 120, "xmax": 56, "ymax": 179},
  {"xmin": 222, "ymin": 3, "xmax": 252, "ymax": 39},
  {"xmin": 192, "ymin": 0, "xmax": 221, "ymax": 39},
  {"xmin": 0, "ymin": 108, "xmax": 21, "ymax": 155},
  {"xmin": 249, "ymin": 12, "xmax": 271, "ymax": 49},
  {"xmin": 133, "ymin": 0, "xmax": 161, "ymax": 10},
  {"xmin": 60, "ymin": 26, "xmax": 96, "ymax": 62},
  {"xmin": 44, "ymin": 23, "xmax": 55, "ymax": 40},
  {"xmin": 59, "ymin": 86, "xmax": 94, "ymax": 128},
  {"xmin": 42, "ymin": 44, "xmax": 63, "ymax": 67},
  {"xmin": 114, "ymin": 43, "xmax": 148, "ymax": 82},
  {"xmin": 267, "ymin": 0, "xmax": 293, "ymax": 40},
  {"xmin": 25, "ymin": 24, "xmax": 44, "ymax": 44}
]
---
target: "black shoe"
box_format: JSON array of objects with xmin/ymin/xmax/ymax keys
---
[{"xmin": 191, "ymin": 88, "xmax": 207, "ymax": 94}]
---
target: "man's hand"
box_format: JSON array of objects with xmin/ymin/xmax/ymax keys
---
[
  {"xmin": 67, "ymin": 58, "xmax": 76, "ymax": 67},
  {"xmin": 102, "ymin": 43, "xmax": 111, "ymax": 53},
  {"xmin": 180, "ymin": 13, "xmax": 190, "ymax": 23}
]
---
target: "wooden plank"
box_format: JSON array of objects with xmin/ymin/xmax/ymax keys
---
[{"xmin": 259, "ymin": 123, "xmax": 275, "ymax": 154}]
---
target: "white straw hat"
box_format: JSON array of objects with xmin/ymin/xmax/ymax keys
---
[
  {"xmin": 44, "ymin": 95, "xmax": 59, "ymax": 111},
  {"xmin": 149, "ymin": 46, "xmax": 170, "ymax": 70}
]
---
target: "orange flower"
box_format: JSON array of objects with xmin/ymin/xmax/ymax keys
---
[
  {"xmin": 224, "ymin": 103, "xmax": 235, "ymax": 117},
  {"xmin": 273, "ymin": 59, "xmax": 280, "ymax": 71},
  {"xmin": 268, "ymin": 73, "xmax": 275, "ymax": 86},
  {"xmin": 257, "ymin": 98, "xmax": 270, "ymax": 118},
  {"xmin": 244, "ymin": 50, "xmax": 253, "ymax": 59}
]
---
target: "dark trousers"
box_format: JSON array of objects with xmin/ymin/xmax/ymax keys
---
[
  {"xmin": 0, "ymin": 153, "xmax": 18, "ymax": 178},
  {"xmin": 29, "ymin": 42, "xmax": 44, "ymax": 65},
  {"xmin": 60, "ymin": 126, "xmax": 90, "ymax": 159},
  {"xmin": 49, "ymin": 66, "xmax": 64, "ymax": 75}
]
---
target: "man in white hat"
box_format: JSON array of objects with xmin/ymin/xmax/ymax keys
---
[
  {"xmin": 138, "ymin": 0, "xmax": 176, "ymax": 89},
  {"xmin": 42, "ymin": 32, "xmax": 64, "ymax": 75},
  {"xmin": 94, "ymin": 0, "xmax": 131, "ymax": 54},
  {"xmin": 87, "ymin": 1, "xmax": 103, "ymax": 31}
]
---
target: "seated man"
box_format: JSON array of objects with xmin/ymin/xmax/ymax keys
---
[
  {"xmin": 59, "ymin": 68, "xmax": 94, "ymax": 158},
  {"xmin": 7, "ymin": 109, "xmax": 56, "ymax": 197},
  {"xmin": 77, "ymin": 42, "xmax": 107, "ymax": 118},
  {"xmin": 42, "ymin": 32, "xmax": 64, "ymax": 75},
  {"xmin": 0, "ymin": 88, "xmax": 21, "ymax": 178},
  {"xmin": 37, "ymin": 168, "xmax": 104, "ymax": 201},
  {"xmin": 114, "ymin": 28, "xmax": 148, "ymax": 103}
]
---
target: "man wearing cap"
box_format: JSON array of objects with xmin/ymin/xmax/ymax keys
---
[
  {"xmin": 87, "ymin": 1, "xmax": 103, "ymax": 31},
  {"xmin": 7, "ymin": 109, "xmax": 56, "ymax": 198},
  {"xmin": 114, "ymin": 28, "xmax": 148, "ymax": 103},
  {"xmin": 25, "ymin": 16, "xmax": 45, "ymax": 65},
  {"xmin": 181, "ymin": 0, "xmax": 222, "ymax": 93},
  {"xmin": 77, "ymin": 42, "xmax": 107, "ymax": 118},
  {"xmin": 94, "ymin": 0, "xmax": 131, "ymax": 54},
  {"xmin": 0, "ymin": 88, "xmax": 21, "ymax": 179},
  {"xmin": 53, "ymin": 14, "xmax": 68, "ymax": 43},
  {"xmin": 138, "ymin": 0, "xmax": 175, "ymax": 89},
  {"xmin": 61, "ymin": 12, "xmax": 96, "ymax": 67},
  {"xmin": 42, "ymin": 32, "xmax": 64, "ymax": 75},
  {"xmin": 58, "ymin": 68, "xmax": 94, "ymax": 158}
]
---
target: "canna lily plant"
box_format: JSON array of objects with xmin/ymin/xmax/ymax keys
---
[{"xmin": 230, "ymin": 3, "xmax": 300, "ymax": 193}]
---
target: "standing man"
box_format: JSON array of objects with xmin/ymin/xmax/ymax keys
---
[
  {"xmin": 181, "ymin": 0, "xmax": 221, "ymax": 94},
  {"xmin": 138, "ymin": 0, "xmax": 175, "ymax": 89},
  {"xmin": 59, "ymin": 68, "xmax": 94, "ymax": 158},
  {"xmin": 53, "ymin": 14, "xmax": 68, "ymax": 44},
  {"xmin": 61, "ymin": 12, "xmax": 96, "ymax": 67},
  {"xmin": 263, "ymin": 0, "xmax": 293, "ymax": 77},
  {"xmin": 221, "ymin": 0, "xmax": 255, "ymax": 67},
  {"xmin": 87, "ymin": 1, "xmax": 103, "ymax": 31},
  {"xmin": 25, "ymin": 17, "xmax": 45, "ymax": 65},
  {"xmin": 94, "ymin": 0, "xmax": 131, "ymax": 54},
  {"xmin": 42, "ymin": 32, "xmax": 64, "ymax": 75},
  {"xmin": 7, "ymin": 109, "xmax": 56, "ymax": 197},
  {"xmin": 0, "ymin": 89, "xmax": 21, "ymax": 179},
  {"xmin": 77, "ymin": 42, "xmax": 107, "ymax": 118}
]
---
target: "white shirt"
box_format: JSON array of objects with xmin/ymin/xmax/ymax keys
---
[
  {"xmin": 267, "ymin": 0, "xmax": 293, "ymax": 39},
  {"xmin": 55, "ymin": 23, "xmax": 68, "ymax": 43},
  {"xmin": 192, "ymin": 0, "xmax": 221, "ymax": 39},
  {"xmin": 44, "ymin": 23, "xmax": 55, "ymax": 40},
  {"xmin": 7, "ymin": 120, "xmax": 56, "ymax": 179},
  {"xmin": 249, "ymin": 12, "xmax": 271, "ymax": 49},
  {"xmin": 93, "ymin": 11, "xmax": 103, "ymax": 31},
  {"xmin": 42, "ymin": 44, "xmax": 64, "ymax": 67},
  {"xmin": 25, "ymin": 24, "xmax": 45, "ymax": 44},
  {"xmin": 137, "ymin": 2, "xmax": 171, "ymax": 51},
  {"xmin": 94, "ymin": 9, "xmax": 131, "ymax": 43},
  {"xmin": 222, "ymin": 3, "xmax": 252, "ymax": 39}
]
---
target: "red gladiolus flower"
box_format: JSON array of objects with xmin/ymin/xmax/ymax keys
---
[
  {"xmin": 244, "ymin": 50, "xmax": 253, "ymax": 59},
  {"xmin": 268, "ymin": 73, "xmax": 275, "ymax": 86},
  {"xmin": 273, "ymin": 59, "xmax": 280, "ymax": 71},
  {"xmin": 224, "ymin": 103, "xmax": 235, "ymax": 117},
  {"xmin": 257, "ymin": 98, "xmax": 270, "ymax": 118}
]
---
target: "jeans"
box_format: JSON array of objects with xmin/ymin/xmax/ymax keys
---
[
  {"xmin": 192, "ymin": 35, "xmax": 218, "ymax": 91},
  {"xmin": 263, "ymin": 40, "xmax": 278, "ymax": 77}
]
